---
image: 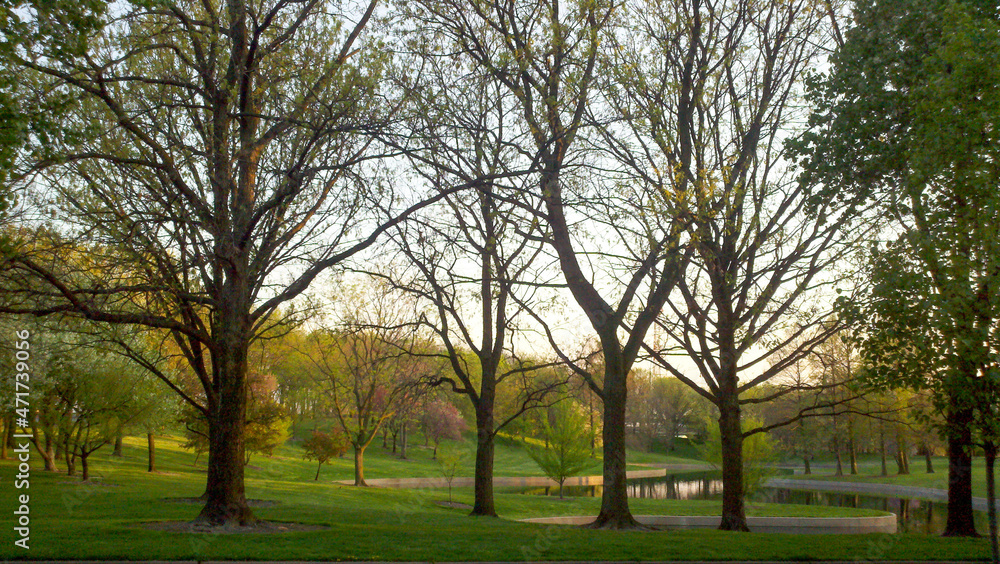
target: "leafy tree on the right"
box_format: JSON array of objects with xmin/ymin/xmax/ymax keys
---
[{"xmin": 789, "ymin": 0, "xmax": 1000, "ymax": 538}]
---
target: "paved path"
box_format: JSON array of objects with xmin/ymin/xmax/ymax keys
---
[{"xmin": 768, "ymin": 478, "xmax": 1000, "ymax": 512}]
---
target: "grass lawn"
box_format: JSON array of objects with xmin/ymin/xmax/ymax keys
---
[
  {"xmin": 0, "ymin": 434, "xmax": 993, "ymax": 561},
  {"xmin": 786, "ymin": 456, "xmax": 1000, "ymax": 498},
  {"xmin": 239, "ymin": 425, "xmax": 705, "ymax": 482}
]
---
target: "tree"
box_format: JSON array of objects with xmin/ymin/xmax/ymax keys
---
[
  {"xmin": 179, "ymin": 368, "xmax": 291, "ymax": 468},
  {"xmin": 304, "ymin": 281, "xmax": 430, "ymax": 486},
  {"xmin": 526, "ymin": 400, "xmax": 596, "ymax": 499},
  {"xmin": 627, "ymin": 373, "xmax": 707, "ymax": 451},
  {"xmin": 38, "ymin": 334, "xmax": 163, "ymax": 481},
  {"xmin": 792, "ymin": 0, "xmax": 1000, "ymax": 537},
  {"xmin": 384, "ymin": 2, "xmax": 585, "ymax": 518},
  {"xmin": 604, "ymin": 0, "xmax": 862, "ymax": 530},
  {"xmin": 302, "ymin": 430, "xmax": 348, "ymax": 481},
  {"xmin": 437, "ymin": 443, "xmax": 466, "ymax": 503},
  {"xmin": 409, "ymin": 0, "xmax": 708, "ymax": 528},
  {"xmin": 0, "ymin": 0, "xmax": 465, "ymax": 526},
  {"xmin": 420, "ymin": 399, "xmax": 466, "ymax": 459}
]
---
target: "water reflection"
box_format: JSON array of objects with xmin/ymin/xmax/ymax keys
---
[{"xmin": 502, "ymin": 471, "xmax": 990, "ymax": 535}]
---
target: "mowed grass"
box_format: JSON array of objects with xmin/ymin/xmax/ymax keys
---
[
  {"xmin": 276, "ymin": 423, "xmax": 705, "ymax": 481},
  {"xmin": 0, "ymin": 435, "xmax": 992, "ymax": 561},
  {"xmin": 787, "ymin": 456, "xmax": 1000, "ymax": 498}
]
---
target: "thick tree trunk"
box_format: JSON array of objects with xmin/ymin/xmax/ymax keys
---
[
  {"xmin": 81, "ymin": 452, "xmax": 90, "ymax": 481},
  {"xmin": 803, "ymin": 457, "xmax": 811, "ymax": 475},
  {"xmin": 718, "ymin": 398, "xmax": 749, "ymax": 531},
  {"xmin": 113, "ymin": 432, "xmax": 123, "ymax": 457},
  {"xmin": 943, "ymin": 405, "xmax": 977, "ymax": 537},
  {"xmin": 195, "ymin": 334, "xmax": 256, "ymax": 526},
  {"xmin": 985, "ymin": 441, "xmax": 998, "ymax": 564},
  {"xmin": 586, "ymin": 361, "xmax": 639, "ymax": 529},
  {"xmin": 471, "ymin": 400, "xmax": 498, "ymax": 517},
  {"xmin": 30, "ymin": 426, "xmax": 57, "ymax": 472},
  {"xmin": 925, "ymin": 447, "xmax": 934, "ymax": 474},
  {"xmin": 353, "ymin": 444, "xmax": 367, "ymax": 486},
  {"xmin": 147, "ymin": 433, "xmax": 156, "ymax": 473}
]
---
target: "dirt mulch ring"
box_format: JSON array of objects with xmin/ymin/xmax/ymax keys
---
[
  {"xmin": 161, "ymin": 497, "xmax": 280, "ymax": 507},
  {"xmin": 139, "ymin": 520, "xmax": 329, "ymax": 534}
]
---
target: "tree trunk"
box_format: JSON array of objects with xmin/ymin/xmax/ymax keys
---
[
  {"xmin": 81, "ymin": 452, "xmax": 90, "ymax": 481},
  {"xmin": 195, "ymin": 334, "xmax": 256, "ymax": 526},
  {"xmin": 849, "ymin": 431, "xmax": 859, "ymax": 475},
  {"xmin": 985, "ymin": 441, "xmax": 998, "ymax": 564},
  {"xmin": 30, "ymin": 425, "xmax": 57, "ymax": 472},
  {"xmin": 66, "ymin": 451, "xmax": 76, "ymax": 476},
  {"xmin": 718, "ymin": 397, "xmax": 749, "ymax": 531},
  {"xmin": 835, "ymin": 447, "xmax": 844, "ymax": 477},
  {"xmin": 803, "ymin": 457, "xmax": 811, "ymax": 475},
  {"xmin": 925, "ymin": 446, "xmax": 934, "ymax": 474},
  {"xmin": 879, "ymin": 422, "xmax": 888, "ymax": 477},
  {"xmin": 400, "ymin": 422, "xmax": 407, "ymax": 460},
  {"xmin": 586, "ymin": 358, "xmax": 639, "ymax": 529},
  {"xmin": 471, "ymin": 400, "xmax": 498, "ymax": 517},
  {"xmin": 943, "ymin": 404, "xmax": 977, "ymax": 537},
  {"xmin": 315, "ymin": 461, "xmax": 322, "ymax": 481},
  {"xmin": 113, "ymin": 431, "xmax": 124, "ymax": 457},
  {"xmin": 896, "ymin": 428, "xmax": 909, "ymax": 474},
  {"xmin": 895, "ymin": 446, "xmax": 906, "ymax": 475},
  {"xmin": 147, "ymin": 433, "xmax": 156, "ymax": 473},
  {"xmin": 353, "ymin": 444, "xmax": 367, "ymax": 486}
]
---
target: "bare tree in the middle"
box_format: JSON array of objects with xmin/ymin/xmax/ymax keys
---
[{"xmin": 377, "ymin": 38, "xmax": 568, "ymax": 515}]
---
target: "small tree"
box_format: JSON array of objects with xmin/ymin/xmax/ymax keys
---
[
  {"xmin": 526, "ymin": 401, "xmax": 596, "ymax": 498},
  {"xmin": 437, "ymin": 444, "xmax": 466, "ymax": 503},
  {"xmin": 421, "ymin": 399, "xmax": 466, "ymax": 459},
  {"xmin": 302, "ymin": 430, "xmax": 349, "ymax": 481},
  {"xmin": 243, "ymin": 403, "xmax": 292, "ymax": 466}
]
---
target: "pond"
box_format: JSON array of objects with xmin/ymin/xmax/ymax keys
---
[{"xmin": 501, "ymin": 470, "xmax": 991, "ymax": 535}]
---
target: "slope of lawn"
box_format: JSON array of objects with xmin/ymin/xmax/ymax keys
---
[
  {"xmin": 245, "ymin": 423, "xmax": 706, "ymax": 483},
  {"xmin": 0, "ymin": 434, "xmax": 993, "ymax": 562},
  {"xmin": 784, "ymin": 456, "xmax": 1000, "ymax": 498}
]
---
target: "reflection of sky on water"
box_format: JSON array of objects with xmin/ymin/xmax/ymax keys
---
[{"xmin": 501, "ymin": 471, "xmax": 991, "ymax": 535}]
